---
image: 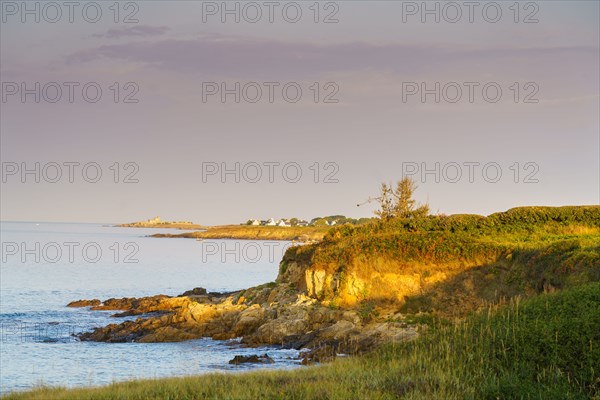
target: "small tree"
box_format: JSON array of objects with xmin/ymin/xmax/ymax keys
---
[
  {"xmin": 375, "ymin": 177, "xmax": 429, "ymax": 220},
  {"xmin": 393, "ymin": 178, "xmax": 416, "ymax": 218},
  {"xmin": 311, "ymin": 218, "xmax": 328, "ymax": 227},
  {"xmin": 374, "ymin": 183, "xmax": 395, "ymax": 221}
]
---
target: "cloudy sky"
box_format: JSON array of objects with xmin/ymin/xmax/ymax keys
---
[{"xmin": 1, "ymin": 1, "xmax": 598, "ymax": 224}]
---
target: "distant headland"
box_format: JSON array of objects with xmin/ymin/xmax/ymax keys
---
[{"xmin": 116, "ymin": 216, "xmax": 205, "ymax": 230}]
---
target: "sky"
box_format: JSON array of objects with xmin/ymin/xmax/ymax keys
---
[{"xmin": 1, "ymin": 0, "xmax": 599, "ymax": 225}]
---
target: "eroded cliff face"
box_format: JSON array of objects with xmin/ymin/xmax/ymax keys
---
[{"xmin": 277, "ymin": 253, "xmax": 450, "ymax": 307}]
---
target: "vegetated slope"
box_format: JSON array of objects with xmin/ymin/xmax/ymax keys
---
[{"xmin": 279, "ymin": 206, "xmax": 600, "ymax": 314}]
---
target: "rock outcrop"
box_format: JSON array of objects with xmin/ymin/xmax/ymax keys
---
[
  {"xmin": 72, "ymin": 280, "xmax": 418, "ymax": 362},
  {"xmin": 229, "ymin": 354, "xmax": 274, "ymax": 365},
  {"xmin": 179, "ymin": 287, "xmax": 207, "ymax": 296},
  {"xmin": 67, "ymin": 299, "xmax": 101, "ymax": 307}
]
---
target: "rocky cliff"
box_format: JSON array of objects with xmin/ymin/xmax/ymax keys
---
[{"xmin": 277, "ymin": 242, "xmax": 482, "ymax": 307}]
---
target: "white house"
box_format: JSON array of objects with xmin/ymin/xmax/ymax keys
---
[{"xmin": 266, "ymin": 218, "xmax": 277, "ymax": 226}]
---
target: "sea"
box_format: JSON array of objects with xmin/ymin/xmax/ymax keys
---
[{"xmin": 0, "ymin": 221, "xmax": 300, "ymax": 394}]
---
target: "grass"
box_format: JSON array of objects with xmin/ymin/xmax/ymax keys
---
[{"xmin": 6, "ymin": 283, "xmax": 599, "ymax": 399}]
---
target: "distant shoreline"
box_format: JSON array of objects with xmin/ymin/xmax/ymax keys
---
[
  {"xmin": 150, "ymin": 224, "xmax": 329, "ymax": 242},
  {"xmin": 116, "ymin": 222, "xmax": 206, "ymax": 230},
  {"xmin": 115, "ymin": 217, "xmax": 205, "ymax": 230}
]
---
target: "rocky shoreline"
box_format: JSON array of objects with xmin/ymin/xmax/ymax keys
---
[{"xmin": 68, "ymin": 283, "xmax": 417, "ymax": 364}]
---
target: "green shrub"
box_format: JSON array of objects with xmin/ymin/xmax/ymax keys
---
[{"xmin": 323, "ymin": 206, "xmax": 600, "ymax": 239}]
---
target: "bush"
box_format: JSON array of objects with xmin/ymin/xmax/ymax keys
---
[{"xmin": 325, "ymin": 206, "xmax": 600, "ymax": 239}]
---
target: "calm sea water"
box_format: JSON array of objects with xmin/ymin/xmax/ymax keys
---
[{"xmin": 0, "ymin": 222, "xmax": 299, "ymax": 394}]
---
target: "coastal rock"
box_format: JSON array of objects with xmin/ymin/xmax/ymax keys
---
[
  {"xmin": 300, "ymin": 342, "xmax": 339, "ymax": 364},
  {"xmin": 277, "ymin": 261, "xmax": 307, "ymax": 290},
  {"xmin": 317, "ymin": 320, "xmax": 359, "ymax": 340},
  {"xmin": 228, "ymin": 354, "xmax": 274, "ymax": 365},
  {"xmin": 72, "ymin": 282, "xmax": 417, "ymax": 361},
  {"xmin": 305, "ymin": 269, "xmax": 329, "ymax": 299},
  {"xmin": 77, "ymin": 295, "xmax": 248, "ymax": 343},
  {"xmin": 78, "ymin": 320, "xmax": 143, "ymax": 342},
  {"xmin": 77, "ymin": 295, "xmax": 173, "ymax": 312},
  {"xmin": 232, "ymin": 305, "xmax": 268, "ymax": 336},
  {"xmin": 180, "ymin": 287, "xmax": 207, "ymax": 297},
  {"xmin": 280, "ymin": 331, "xmax": 319, "ymax": 350},
  {"xmin": 137, "ymin": 326, "xmax": 199, "ymax": 342},
  {"xmin": 67, "ymin": 299, "xmax": 101, "ymax": 307},
  {"xmin": 252, "ymin": 318, "xmax": 309, "ymax": 345}
]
